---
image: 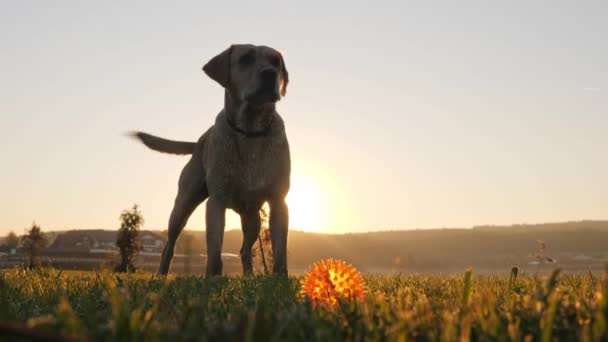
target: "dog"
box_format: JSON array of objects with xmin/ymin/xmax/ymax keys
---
[{"xmin": 132, "ymin": 44, "xmax": 290, "ymax": 276}]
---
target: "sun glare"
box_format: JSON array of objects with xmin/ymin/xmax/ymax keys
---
[{"xmin": 286, "ymin": 173, "xmax": 324, "ymax": 232}]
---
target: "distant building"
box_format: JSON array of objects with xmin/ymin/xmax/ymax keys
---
[
  {"xmin": 140, "ymin": 232, "xmax": 165, "ymax": 253},
  {"xmin": 572, "ymin": 254, "xmax": 593, "ymax": 262},
  {"xmin": 48, "ymin": 230, "xmax": 166, "ymax": 254}
]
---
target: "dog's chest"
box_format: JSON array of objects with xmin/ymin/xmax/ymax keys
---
[
  {"xmin": 205, "ymin": 115, "xmax": 290, "ymax": 210},
  {"xmin": 234, "ymin": 138, "xmax": 282, "ymax": 191}
]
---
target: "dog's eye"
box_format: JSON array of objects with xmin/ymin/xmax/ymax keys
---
[
  {"xmin": 270, "ymin": 56, "xmax": 281, "ymax": 67},
  {"xmin": 239, "ymin": 54, "xmax": 255, "ymax": 66}
]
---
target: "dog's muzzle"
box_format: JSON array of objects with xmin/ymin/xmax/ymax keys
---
[
  {"xmin": 246, "ymin": 68, "xmax": 280, "ymax": 104},
  {"xmin": 260, "ymin": 67, "xmax": 278, "ymax": 85}
]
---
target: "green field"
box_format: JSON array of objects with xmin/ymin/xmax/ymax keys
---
[{"xmin": 0, "ymin": 268, "xmax": 606, "ymax": 341}]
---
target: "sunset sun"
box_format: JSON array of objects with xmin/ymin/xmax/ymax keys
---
[{"xmin": 286, "ymin": 173, "xmax": 324, "ymax": 232}]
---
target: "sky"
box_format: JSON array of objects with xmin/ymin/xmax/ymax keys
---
[{"xmin": 1, "ymin": 1, "xmax": 606, "ymax": 235}]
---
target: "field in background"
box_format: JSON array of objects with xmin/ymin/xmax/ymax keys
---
[{"xmin": 0, "ymin": 268, "xmax": 606, "ymax": 341}]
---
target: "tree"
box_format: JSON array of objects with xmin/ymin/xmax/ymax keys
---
[
  {"xmin": 115, "ymin": 204, "xmax": 144, "ymax": 273},
  {"xmin": 5, "ymin": 231, "xmax": 19, "ymax": 250},
  {"xmin": 22, "ymin": 223, "xmax": 46, "ymax": 268}
]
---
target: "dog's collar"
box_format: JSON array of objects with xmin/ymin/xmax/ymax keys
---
[{"xmin": 225, "ymin": 115, "xmax": 273, "ymax": 138}]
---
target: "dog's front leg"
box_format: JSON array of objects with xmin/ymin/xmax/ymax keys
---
[
  {"xmin": 269, "ymin": 198, "xmax": 289, "ymax": 274},
  {"xmin": 206, "ymin": 196, "xmax": 226, "ymax": 276}
]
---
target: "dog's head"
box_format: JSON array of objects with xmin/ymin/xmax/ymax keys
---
[{"xmin": 203, "ymin": 44, "xmax": 289, "ymax": 106}]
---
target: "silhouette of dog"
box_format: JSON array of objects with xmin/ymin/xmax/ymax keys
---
[{"xmin": 133, "ymin": 44, "xmax": 290, "ymax": 276}]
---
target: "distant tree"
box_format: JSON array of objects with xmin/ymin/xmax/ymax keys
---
[
  {"xmin": 5, "ymin": 231, "xmax": 19, "ymax": 250},
  {"xmin": 115, "ymin": 205, "xmax": 143, "ymax": 273},
  {"xmin": 22, "ymin": 223, "xmax": 46, "ymax": 268},
  {"xmin": 529, "ymin": 240, "xmax": 557, "ymax": 272}
]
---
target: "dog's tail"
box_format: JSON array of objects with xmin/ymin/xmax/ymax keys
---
[{"xmin": 130, "ymin": 131, "xmax": 196, "ymax": 155}]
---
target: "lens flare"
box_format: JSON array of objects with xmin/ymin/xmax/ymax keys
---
[{"xmin": 301, "ymin": 259, "xmax": 366, "ymax": 308}]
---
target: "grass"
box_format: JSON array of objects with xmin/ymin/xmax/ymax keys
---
[{"xmin": 0, "ymin": 268, "xmax": 606, "ymax": 341}]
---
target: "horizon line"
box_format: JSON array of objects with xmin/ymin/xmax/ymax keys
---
[{"xmin": 5, "ymin": 218, "xmax": 607, "ymax": 236}]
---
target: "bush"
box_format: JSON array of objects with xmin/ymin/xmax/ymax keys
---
[
  {"xmin": 21, "ymin": 223, "xmax": 46, "ymax": 269},
  {"xmin": 115, "ymin": 205, "xmax": 144, "ymax": 273}
]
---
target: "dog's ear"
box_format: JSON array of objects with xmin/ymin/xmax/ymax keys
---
[
  {"xmin": 279, "ymin": 52, "xmax": 289, "ymax": 97},
  {"xmin": 203, "ymin": 45, "xmax": 233, "ymax": 88}
]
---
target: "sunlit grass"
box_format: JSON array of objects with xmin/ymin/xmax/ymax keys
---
[{"xmin": 0, "ymin": 268, "xmax": 606, "ymax": 341}]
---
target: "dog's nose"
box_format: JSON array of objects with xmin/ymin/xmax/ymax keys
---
[{"xmin": 260, "ymin": 68, "xmax": 278, "ymax": 82}]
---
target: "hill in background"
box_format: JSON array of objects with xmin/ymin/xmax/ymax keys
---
[
  {"xmin": 236, "ymin": 220, "xmax": 608, "ymax": 273},
  {"xmin": 2, "ymin": 220, "xmax": 606, "ymax": 274}
]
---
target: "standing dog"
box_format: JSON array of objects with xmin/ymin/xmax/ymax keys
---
[{"xmin": 133, "ymin": 44, "xmax": 290, "ymax": 276}]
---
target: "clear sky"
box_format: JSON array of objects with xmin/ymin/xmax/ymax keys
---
[{"xmin": 1, "ymin": 1, "xmax": 606, "ymax": 235}]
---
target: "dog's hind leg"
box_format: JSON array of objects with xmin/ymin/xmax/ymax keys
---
[
  {"xmin": 239, "ymin": 210, "xmax": 261, "ymax": 275},
  {"xmin": 158, "ymin": 158, "xmax": 207, "ymax": 275}
]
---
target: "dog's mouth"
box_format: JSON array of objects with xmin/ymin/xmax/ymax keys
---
[{"xmin": 244, "ymin": 85, "xmax": 280, "ymax": 105}]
